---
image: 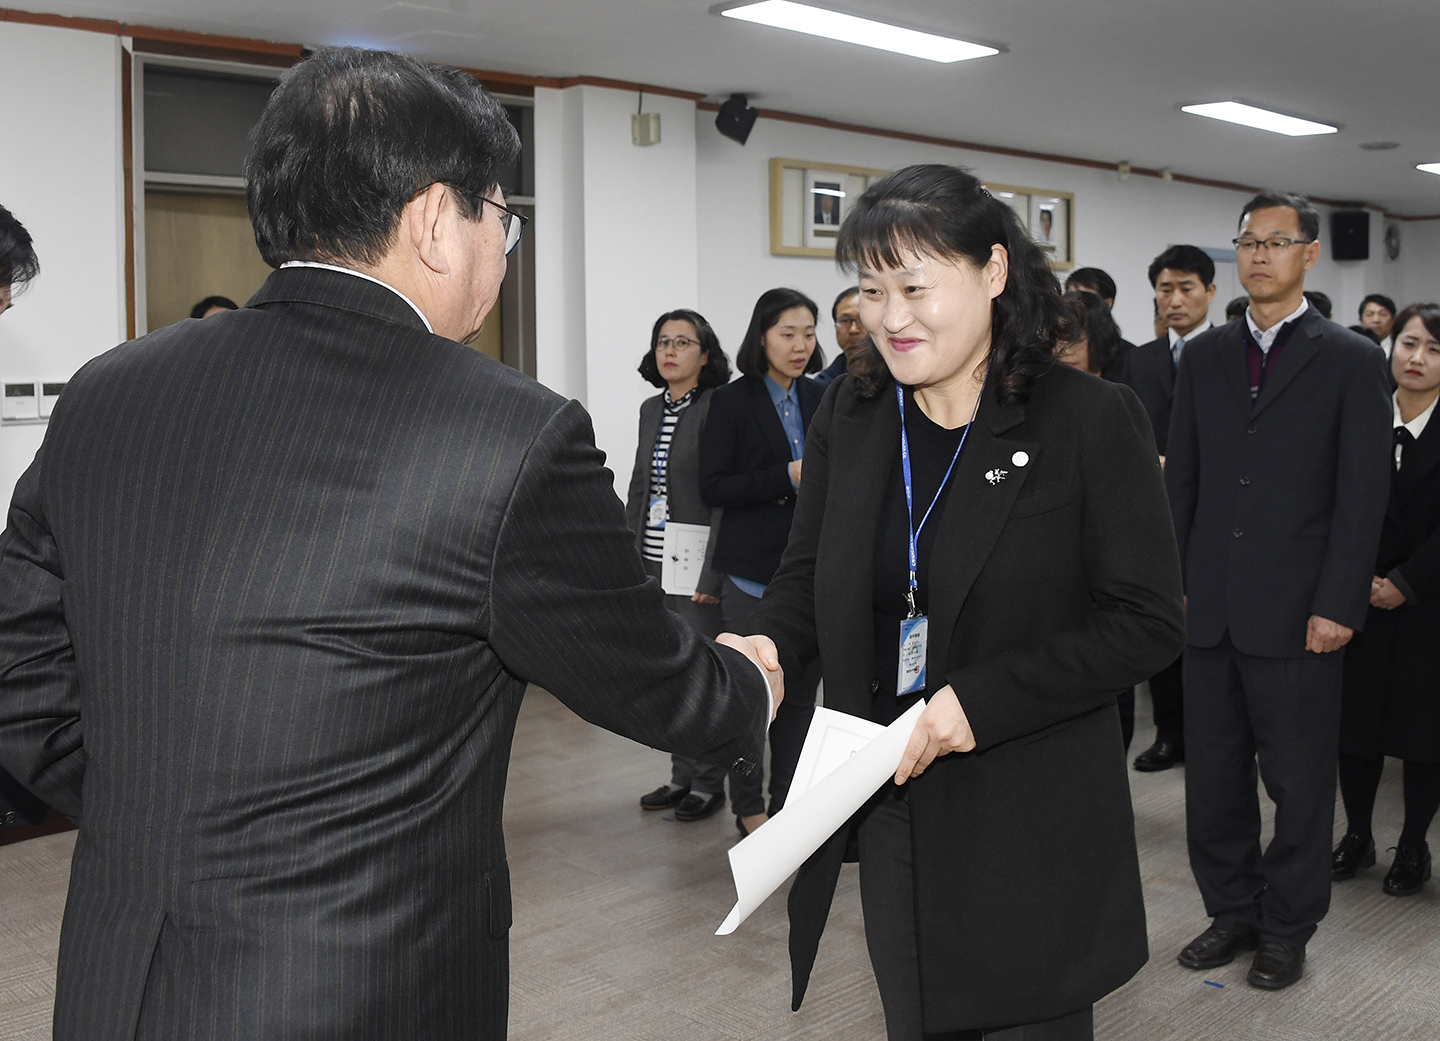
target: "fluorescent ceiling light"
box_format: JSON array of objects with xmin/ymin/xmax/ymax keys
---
[
  {"xmin": 1181, "ymin": 101, "xmax": 1337, "ymax": 137},
  {"xmin": 811, "ymin": 186, "xmax": 846, "ymax": 197},
  {"xmin": 718, "ymin": 1, "xmax": 999, "ymax": 63},
  {"xmin": 1418, "ymin": 163, "xmax": 1440, "ymax": 176}
]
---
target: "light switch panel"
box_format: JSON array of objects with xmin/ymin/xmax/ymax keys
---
[
  {"xmin": 39, "ymin": 382, "xmax": 66, "ymax": 419},
  {"xmin": 3, "ymin": 382, "xmax": 39, "ymax": 421}
]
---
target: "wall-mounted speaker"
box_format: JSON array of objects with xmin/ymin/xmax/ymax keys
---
[
  {"xmin": 715, "ymin": 94, "xmax": 758, "ymax": 145},
  {"xmin": 1330, "ymin": 211, "xmax": 1370, "ymax": 261}
]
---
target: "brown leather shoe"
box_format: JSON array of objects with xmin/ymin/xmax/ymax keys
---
[
  {"xmin": 1177, "ymin": 925, "xmax": 1260, "ymax": 969},
  {"xmin": 1246, "ymin": 941, "xmax": 1305, "ymax": 990}
]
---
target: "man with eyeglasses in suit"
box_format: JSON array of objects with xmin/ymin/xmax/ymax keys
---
[
  {"xmin": 1166, "ymin": 191, "xmax": 1391, "ymax": 991},
  {"xmin": 812, "ymin": 285, "xmax": 867, "ymax": 387}
]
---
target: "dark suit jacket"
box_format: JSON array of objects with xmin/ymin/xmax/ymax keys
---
[
  {"xmin": 699, "ymin": 374, "xmax": 823, "ymax": 584},
  {"xmin": 0, "ymin": 267, "xmax": 768, "ymax": 1041},
  {"xmin": 623, "ymin": 388, "xmax": 722, "ymax": 597},
  {"xmin": 1166, "ymin": 309, "xmax": 1392, "ymax": 656},
  {"xmin": 747, "ymin": 366, "xmax": 1185, "ymax": 1031},
  {"xmin": 1342, "ymin": 401, "xmax": 1440, "ymax": 761},
  {"xmin": 1118, "ymin": 335, "xmax": 1177, "ymax": 454}
]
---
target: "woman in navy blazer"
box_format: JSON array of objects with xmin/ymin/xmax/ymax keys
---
[{"xmin": 700, "ymin": 288, "xmax": 824, "ymax": 833}]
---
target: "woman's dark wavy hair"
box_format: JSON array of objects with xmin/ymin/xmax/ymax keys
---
[
  {"xmin": 1063, "ymin": 289, "xmax": 1126, "ymax": 375},
  {"xmin": 735, "ymin": 288, "xmax": 824, "ymax": 378},
  {"xmin": 834, "ymin": 164, "xmax": 1072, "ymax": 403},
  {"xmin": 245, "ymin": 47, "xmax": 520, "ymax": 268},
  {"xmin": 637, "ymin": 309, "xmax": 732, "ymax": 389}
]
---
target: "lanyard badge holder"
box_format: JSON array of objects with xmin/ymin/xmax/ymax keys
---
[
  {"xmin": 648, "ymin": 418, "xmax": 674, "ymax": 529},
  {"xmin": 895, "ymin": 378, "xmax": 983, "ymax": 696}
]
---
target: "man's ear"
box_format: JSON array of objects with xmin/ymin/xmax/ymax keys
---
[{"xmin": 407, "ymin": 183, "xmax": 451, "ymax": 276}]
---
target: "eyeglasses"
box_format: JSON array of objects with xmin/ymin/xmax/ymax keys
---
[
  {"xmin": 476, "ymin": 196, "xmax": 529, "ymax": 256},
  {"xmin": 835, "ymin": 316, "xmax": 864, "ymax": 328},
  {"xmin": 1232, "ymin": 236, "xmax": 1312, "ymax": 254},
  {"xmin": 656, "ymin": 336, "xmax": 701, "ymax": 352}
]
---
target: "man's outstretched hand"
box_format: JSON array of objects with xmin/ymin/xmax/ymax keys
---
[{"xmin": 718, "ymin": 632, "xmax": 784, "ymax": 721}]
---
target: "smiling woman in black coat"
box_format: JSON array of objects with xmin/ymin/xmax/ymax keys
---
[
  {"xmin": 733, "ymin": 166, "xmax": 1185, "ymax": 1040},
  {"xmin": 1335, "ymin": 303, "xmax": 1440, "ymax": 897}
]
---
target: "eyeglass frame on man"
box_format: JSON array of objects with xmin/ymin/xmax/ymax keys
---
[
  {"xmin": 1231, "ymin": 236, "xmax": 1312, "ymax": 254},
  {"xmin": 479, "ymin": 195, "xmax": 529, "ymax": 256}
]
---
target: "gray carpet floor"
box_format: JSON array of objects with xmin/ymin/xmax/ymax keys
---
[{"xmin": 1, "ymin": 686, "xmax": 1435, "ymax": 1039}]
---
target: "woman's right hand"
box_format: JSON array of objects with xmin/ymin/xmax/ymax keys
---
[
  {"xmin": 788, "ymin": 458, "xmax": 803, "ymax": 486},
  {"xmin": 717, "ymin": 633, "xmax": 785, "ymax": 720}
]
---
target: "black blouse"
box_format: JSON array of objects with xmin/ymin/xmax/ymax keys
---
[{"xmin": 871, "ymin": 387, "xmax": 968, "ymax": 724}]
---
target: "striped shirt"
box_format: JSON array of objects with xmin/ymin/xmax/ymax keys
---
[{"xmin": 643, "ymin": 387, "xmax": 698, "ymax": 562}]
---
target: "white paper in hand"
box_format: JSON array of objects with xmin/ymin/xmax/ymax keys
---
[
  {"xmin": 715, "ymin": 699, "xmax": 925, "ymax": 935},
  {"xmin": 660, "ymin": 522, "xmax": 710, "ymax": 596}
]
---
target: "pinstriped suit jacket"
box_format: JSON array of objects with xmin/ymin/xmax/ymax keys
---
[{"xmin": 0, "ymin": 267, "xmax": 767, "ymax": 1040}]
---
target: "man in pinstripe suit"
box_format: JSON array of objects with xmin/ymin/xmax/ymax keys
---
[{"xmin": 0, "ymin": 48, "xmax": 777, "ymax": 1040}]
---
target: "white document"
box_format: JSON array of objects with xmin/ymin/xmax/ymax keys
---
[
  {"xmin": 715, "ymin": 699, "xmax": 926, "ymax": 935},
  {"xmin": 660, "ymin": 522, "xmax": 710, "ymax": 597}
]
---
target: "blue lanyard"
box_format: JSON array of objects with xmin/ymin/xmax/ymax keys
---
[{"xmin": 897, "ymin": 378, "xmax": 983, "ymax": 617}]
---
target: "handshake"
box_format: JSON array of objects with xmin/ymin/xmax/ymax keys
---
[
  {"xmin": 716, "ymin": 632, "xmax": 785, "ymax": 721},
  {"xmin": 715, "ymin": 632, "xmax": 979, "ymax": 784}
]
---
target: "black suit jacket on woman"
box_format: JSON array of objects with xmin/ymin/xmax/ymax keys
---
[
  {"xmin": 747, "ymin": 364, "xmax": 1185, "ymax": 1031},
  {"xmin": 0, "ymin": 267, "xmax": 768, "ymax": 1041},
  {"xmin": 699, "ymin": 373, "xmax": 823, "ymax": 584},
  {"xmin": 1342, "ymin": 402, "xmax": 1440, "ymax": 762},
  {"xmin": 1165, "ymin": 310, "xmax": 1392, "ymax": 656}
]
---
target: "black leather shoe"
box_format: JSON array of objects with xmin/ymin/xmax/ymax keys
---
[
  {"xmin": 1246, "ymin": 941, "xmax": 1305, "ymax": 990},
  {"xmin": 673, "ymin": 791, "xmax": 725, "ymax": 822},
  {"xmin": 1177, "ymin": 925, "xmax": 1260, "ymax": 969},
  {"xmin": 639, "ymin": 785, "xmax": 687, "ymax": 811},
  {"xmin": 1383, "ymin": 843, "xmax": 1432, "ymax": 896},
  {"xmin": 1331, "ymin": 831, "xmax": 1376, "ymax": 880},
  {"xmin": 1133, "ymin": 740, "xmax": 1184, "ymax": 772}
]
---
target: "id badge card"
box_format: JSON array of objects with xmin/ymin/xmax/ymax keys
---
[
  {"xmin": 897, "ymin": 615, "xmax": 929, "ymax": 696},
  {"xmin": 648, "ymin": 495, "xmax": 667, "ymax": 528}
]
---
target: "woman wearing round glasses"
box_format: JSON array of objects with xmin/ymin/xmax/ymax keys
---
[
  {"xmin": 729, "ymin": 165, "xmax": 1184, "ymax": 1040},
  {"xmin": 626, "ymin": 310, "xmax": 736, "ymax": 824}
]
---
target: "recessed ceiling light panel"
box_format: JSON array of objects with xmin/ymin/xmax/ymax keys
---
[
  {"xmin": 716, "ymin": 1, "xmax": 999, "ymax": 64},
  {"xmin": 1418, "ymin": 163, "xmax": 1440, "ymax": 176},
  {"xmin": 1181, "ymin": 101, "xmax": 1338, "ymax": 137}
]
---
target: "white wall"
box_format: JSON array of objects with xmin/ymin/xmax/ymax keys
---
[
  {"xmin": 1389, "ymin": 219, "xmax": 1440, "ymax": 310},
  {"xmin": 533, "ymin": 84, "xmax": 699, "ymax": 495},
  {"xmin": 692, "ymin": 113, "xmax": 1432, "ymax": 354},
  {"xmin": 0, "ymin": 22, "xmax": 126, "ymax": 505}
]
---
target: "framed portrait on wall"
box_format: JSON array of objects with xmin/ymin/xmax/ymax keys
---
[
  {"xmin": 770, "ymin": 158, "xmax": 889, "ymax": 257},
  {"xmin": 982, "ymin": 183, "xmax": 1075, "ymax": 270}
]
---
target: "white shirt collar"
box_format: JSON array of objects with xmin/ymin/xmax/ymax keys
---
[
  {"xmin": 279, "ymin": 261, "xmax": 434, "ymax": 333},
  {"xmin": 1394, "ymin": 391, "xmax": 1438, "ymax": 441},
  {"xmin": 1245, "ymin": 299, "xmax": 1308, "ymax": 353},
  {"xmin": 1168, "ymin": 321, "xmax": 1211, "ymax": 350}
]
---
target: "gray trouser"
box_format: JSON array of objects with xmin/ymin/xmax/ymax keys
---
[{"xmin": 644, "ymin": 558, "xmax": 728, "ymax": 795}]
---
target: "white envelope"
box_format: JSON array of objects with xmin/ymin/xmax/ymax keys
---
[{"xmin": 716, "ymin": 699, "xmax": 925, "ymax": 935}]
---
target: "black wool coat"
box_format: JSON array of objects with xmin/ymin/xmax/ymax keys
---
[
  {"xmin": 1341, "ymin": 401, "xmax": 1440, "ymax": 763},
  {"xmin": 746, "ymin": 362, "xmax": 1185, "ymax": 1032}
]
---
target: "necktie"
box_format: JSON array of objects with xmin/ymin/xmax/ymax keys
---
[
  {"xmin": 1395, "ymin": 426, "xmax": 1415, "ymax": 471},
  {"xmin": 1171, "ymin": 336, "xmax": 1184, "ymax": 367}
]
